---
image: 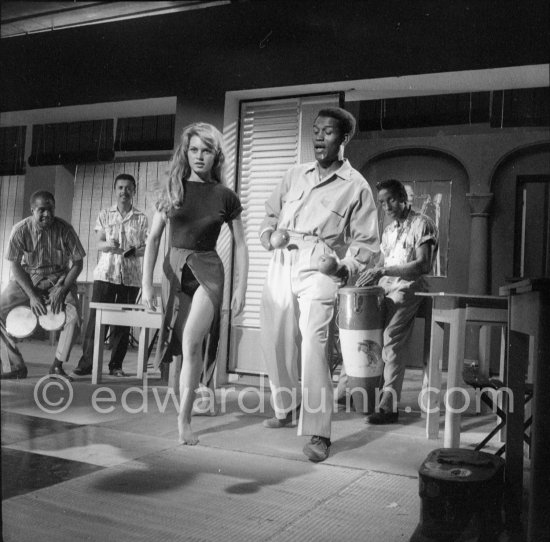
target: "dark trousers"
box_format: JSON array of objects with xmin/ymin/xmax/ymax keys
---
[{"xmin": 77, "ymin": 280, "xmax": 139, "ymax": 371}]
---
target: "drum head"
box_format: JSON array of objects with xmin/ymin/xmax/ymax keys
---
[
  {"xmin": 339, "ymin": 285, "xmax": 385, "ymax": 296},
  {"xmin": 38, "ymin": 307, "xmax": 66, "ymax": 331},
  {"xmin": 6, "ymin": 306, "xmax": 38, "ymax": 339}
]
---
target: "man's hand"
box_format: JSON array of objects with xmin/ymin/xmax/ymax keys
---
[
  {"xmin": 48, "ymin": 283, "xmax": 67, "ymax": 314},
  {"xmin": 260, "ymin": 230, "xmax": 273, "ymax": 251},
  {"xmin": 102, "ymin": 238, "xmax": 123, "ymax": 254},
  {"xmin": 356, "ymin": 266, "xmax": 385, "ymax": 287},
  {"xmin": 29, "ymin": 291, "xmax": 47, "ymax": 316}
]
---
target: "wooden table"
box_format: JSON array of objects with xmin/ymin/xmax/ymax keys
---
[
  {"xmin": 499, "ymin": 278, "xmax": 550, "ymax": 539},
  {"xmin": 417, "ymin": 292, "xmax": 508, "ymax": 447},
  {"xmin": 90, "ymin": 302, "xmax": 162, "ymax": 384}
]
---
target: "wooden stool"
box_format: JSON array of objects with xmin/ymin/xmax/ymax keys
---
[
  {"xmin": 417, "ymin": 292, "xmax": 507, "ymax": 447},
  {"xmin": 90, "ymin": 302, "xmax": 162, "ymax": 384}
]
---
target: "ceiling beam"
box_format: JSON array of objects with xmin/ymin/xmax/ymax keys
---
[{"xmin": 1, "ymin": 1, "xmax": 231, "ymax": 38}]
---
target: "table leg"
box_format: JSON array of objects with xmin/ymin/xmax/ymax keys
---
[
  {"xmin": 505, "ymin": 329, "xmax": 529, "ymax": 531},
  {"xmin": 1, "ymin": 341, "xmax": 11, "ymax": 373},
  {"xmin": 137, "ymin": 327, "xmax": 149, "ymax": 379},
  {"xmin": 92, "ymin": 313, "xmax": 105, "ymax": 385},
  {"xmin": 425, "ymin": 318, "xmax": 444, "ymax": 439},
  {"xmin": 443, "ymin": 309, "xmax": 466, "ymax": 448}
]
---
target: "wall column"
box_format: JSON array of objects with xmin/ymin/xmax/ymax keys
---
[{"xmin": 467, "ymin": 193, "xmax": 493, "ymax": 295}]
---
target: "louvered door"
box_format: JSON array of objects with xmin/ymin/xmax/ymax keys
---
[{"xmin": 228, "ymin": 94, "xmax": 340, "ymax": 374}]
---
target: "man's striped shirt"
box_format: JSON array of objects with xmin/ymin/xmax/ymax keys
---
[{"xmin": 6, "ymin": 216, "xmax": 86, "ymax": 286}]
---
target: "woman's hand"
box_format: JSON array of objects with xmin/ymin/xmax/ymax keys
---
[
  {"xmin": 231, "ymin": 286, "xmax": 246, "ymax": 316},
  {"xmin": 141, "ymin": 284, "xmax": 157, "ymax": 311}
]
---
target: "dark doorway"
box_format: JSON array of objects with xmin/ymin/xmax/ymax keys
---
[{"xmin": 514, "ymin": 175, "xmax": 550, "ymax": 278}]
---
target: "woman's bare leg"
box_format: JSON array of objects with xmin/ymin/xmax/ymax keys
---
[{"xmin": 177, "ymin": 287, "xmax": 215, "ymax": 445}]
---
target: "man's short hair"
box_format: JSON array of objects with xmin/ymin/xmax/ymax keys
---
[
  {"xmin": 113, "ymin": 173, "xmax": 136, "ymax": 189},
  {"xmin": 376, "ymin": 179, "xmax": 408, "ymax": 202},
  {"xmin": 30, "ymin": 190, "xmax": 55, "ymax": 206},
  {"xmin": 316, "ymin": 107, "xmax": 356, "ymax": 140}
]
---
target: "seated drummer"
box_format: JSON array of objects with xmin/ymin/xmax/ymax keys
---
[
  {"xmin": 356, "ymin": 179, "xmax": 438, "ymax": 424},
  {"xmin": 0, "ymin": 190, "xmax": 85, "ymax": 380}
]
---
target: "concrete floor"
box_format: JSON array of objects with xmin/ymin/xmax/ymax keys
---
[{"xmin": 1, "ymin": 338, "xmax": 530, "ymax": 541}]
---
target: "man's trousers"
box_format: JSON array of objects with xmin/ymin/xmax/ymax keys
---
[
  {"xmin": 260, "ymin": 237, "xmax": 339, "ymax": 439},
  {"xmin": 0, "ymin": 279, "xmax": 79, "ymax": 368}
]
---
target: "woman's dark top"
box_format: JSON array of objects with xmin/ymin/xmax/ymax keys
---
[{"xmin": 167, "ymin": 181, "xmax": 242, "ymax": 251}]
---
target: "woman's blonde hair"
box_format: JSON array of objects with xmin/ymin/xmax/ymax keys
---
[{"xmin": 157, "ymin": 122, "xmax": 226, "ymax": 211}]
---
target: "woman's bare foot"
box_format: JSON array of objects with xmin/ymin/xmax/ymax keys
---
[{"xmin": 177, "ymin": 417, "xmax": 199, "ymax": 445}]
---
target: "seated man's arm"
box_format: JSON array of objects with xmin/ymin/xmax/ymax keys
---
[
  {"xmin": 357, "ymin": 242, "xmax": 434, "ymax": 286},
  {"xmin": 382, "ymin": 242, "xmax": 434, "ymax": 280},
  {"xmin": 49, "ymin": 259, "xmax": 84, "ymax": 313},
  {"xmin": 11, "ymin": 261, "xmax": 47, "ymax": 316},
  {"xmin": 48, "ymin": 223, "xmax": 87, "ymax": 313}
]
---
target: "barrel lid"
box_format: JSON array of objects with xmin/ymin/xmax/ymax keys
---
[
  {"xmin": 339, "ymin": 286, "xmax": 385, "ymax": 296},
  {"xmin": 419, "ymin": 448, "xmax": 504, "ymax": 482}
]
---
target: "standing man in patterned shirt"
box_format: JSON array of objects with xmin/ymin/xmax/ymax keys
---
[
  {"xmin": 357, "ymin": 179, "xmax": 438, "ymax": 424},
  {"xmin": 0, "ymin": 190, "xmax": 86, "ymax": 380},
  {"xmin": 259, "ymin": 107, "xmax": 380, "ymax": 462},
  {"xmin": 73, "ymin": 173, "xmax": 148, "ymax": 377}
]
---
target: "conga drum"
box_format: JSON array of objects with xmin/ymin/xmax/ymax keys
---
[
  {"xmin": 38, "ymin": 306, "xmax": 66, "ymax": 332},
  {"xmin": 338, "ymin": 286, "xmax": 385, "ymax": 413},
  {"xmin": 5, "ymin": 306, "xmax": 38, "ymax": 339}
]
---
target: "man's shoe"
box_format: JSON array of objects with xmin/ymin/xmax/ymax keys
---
[
  {"xmin": 49, "ymin": 365, "xmax": 74, "ymax": 382},
  {"xmin": 303, "ymin": 436, "xmax": 331, "ymax": 462},
  {"xmin": 366, "ymin": 409, "xmax": 399, "ymax": 425},
  {"xmin": 72, "ymin": 366, "xmax": 92, "ymax": 377},
  {"xmin": 0, "ymin": 366, "xmax": 28, "ymax": 380},
  {"xmin": 109, "ymin": 369, "xmax": 128, "ymax": 377},
  {"xmin": 263, "ymin": 417, "xmax": 293, "ymax": 428},
  {"xmin": 263, "ymin": 405, "xmax": 300, "ymax": 428}
]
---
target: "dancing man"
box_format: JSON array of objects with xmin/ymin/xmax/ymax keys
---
[{"xmin": 259, "ymin": 107, "xmax": 380, "ymax": 462}]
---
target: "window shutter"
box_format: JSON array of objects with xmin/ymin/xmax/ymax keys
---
[
  {"xmin": 0, "ymin": 175, "xmax": 25, "ymax": 287},
  {"xmin": 235, "ymin": 99, "xmax": 300, "ymax": 327}
]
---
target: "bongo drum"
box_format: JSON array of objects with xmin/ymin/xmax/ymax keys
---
[
  {"xmin": 338, "ymin": 286, "xmax": 385, "ymax": 413},
  {"xmin": 5, "ymin": 306, "xmax": 38, "ymax": 339},
  {"xmin": 38, "ymin": 306, "xmax": 66, "ymax": 332}
]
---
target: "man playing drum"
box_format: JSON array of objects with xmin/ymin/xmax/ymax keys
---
[
  {"xmin": 0, "ymin": 190, "xmax": 85, "ymax": 380},
  {"xmin": 259, "ymin": 107, "xmax": 380, "ymax": 462},
  {"xmin": 356, "ymin": 179, "xmax": 438, "ymax": 424}
]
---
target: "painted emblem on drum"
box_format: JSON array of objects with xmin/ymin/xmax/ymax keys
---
[{"xmin": 357, "ymin": 340, "xmax": 382, "ymax": 367}]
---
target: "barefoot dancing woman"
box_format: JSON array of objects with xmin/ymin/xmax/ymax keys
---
[{"xmin": 142, "ymin": 123, "xmax": 248, "ymax": 445}]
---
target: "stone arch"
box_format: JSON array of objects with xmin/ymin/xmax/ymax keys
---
[
  {"xmin": 355, "ymin": 145, "xmax": 471, "ymax": 294},
  {"xmin": 489, "ymin": 141, "xmax": 550, "ymax": 191},
  {"xmin": 360, "ymin": 146, "xmax": 469, "ymax": 182}
]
